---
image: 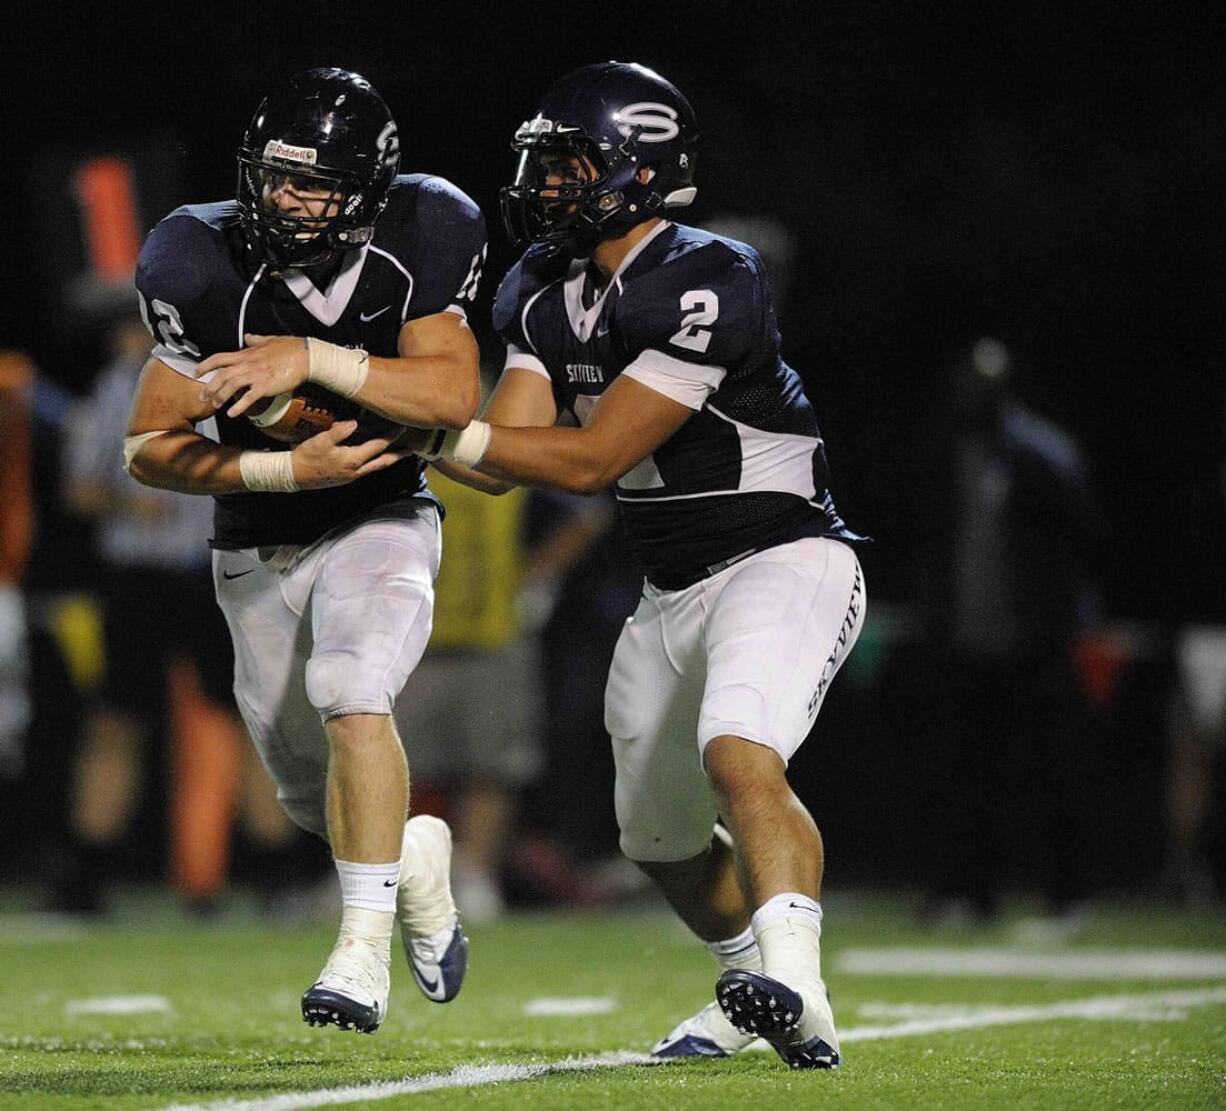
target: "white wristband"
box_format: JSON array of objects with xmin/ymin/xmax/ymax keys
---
[
  {"xmin": 306, "ymin": 337, "xmax": 369, "ymax": 399},
  {"xmin": 440, "ymin": 421, "xmax": 491, "ymax": 467},
  {"xmin": 239, "ymin": 449, "xmax": 299, "ymax": 492}
]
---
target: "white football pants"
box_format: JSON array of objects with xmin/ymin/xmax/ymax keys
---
[
  {"xmin": 605, "ymin": 536, "xmax": 865, "ymax": 862},
  {"xmin": 212, "ymin": 508, "xmax": 440, "ymax": 836}
]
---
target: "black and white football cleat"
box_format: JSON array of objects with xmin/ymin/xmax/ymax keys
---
[
  {"xmin": 716, "ymin": 969, "xmax": 840, "ymax": 1069},
  {"xmin": 301, "ymin": 938, "xmax": 390, "ymax": 1034}
]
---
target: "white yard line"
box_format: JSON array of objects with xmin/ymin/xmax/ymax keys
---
[
  {"xmin": 159, "ymin": 1053, "xmax": 657, "ymax": 1111},
  {"xmin": 840, "ymin": 986, "xmax": 1226, "ymax": 1041},
  {"xmin": 158, "ymin": 986, "xmax": 1226, "ymax": 1110},
  {"xmin": 65, "ymin": 995, "xmax": 173, "ymax": 1016},
  {"xmin": 837, "ymin": 947, "xmax": 1226, "ymax": 980},
  {"xmin": 523, "ymin": 996, "xmax": 617, "ymax": 1016}
]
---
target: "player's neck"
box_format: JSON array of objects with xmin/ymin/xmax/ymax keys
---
[
  {"xmin": 590, "ymin": 218, "xmax": 664, "ymax": 282},
  {"xmin": 301, "ymin": 253, "xmax": 346, "ymax": 292}
]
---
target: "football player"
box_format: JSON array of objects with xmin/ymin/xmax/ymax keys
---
[
  {"xmin": 413, "ymin": 61, "xmax": 867, "ymax": 1069},
  {"xmin": 125, "ymin": 67, "xmax": 486, "ymax": 1033}
]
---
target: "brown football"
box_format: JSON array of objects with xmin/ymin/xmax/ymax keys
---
[{"xmin": 245, "ymin": 389, "xmax": 340, "ymax": 444}]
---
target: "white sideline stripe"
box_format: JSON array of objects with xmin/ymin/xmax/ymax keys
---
[
  {"xmin": 839, "ymin": 986, "xmax": 1226, "ymax": 1042},
  {"xmin": 158, "ymin": 1053, "xmax": 657, "ymax": 1111},
  {"xmin": 523, "ymin": 996, "xmax": 617, "ymax": 1016},
  {"xmin": 66, "ymin": 995, "xmax": 173, "ymax": 1016},
  {"xmin": 837, "ymin": 947, "xmax": 1226, "ymax": 980}
]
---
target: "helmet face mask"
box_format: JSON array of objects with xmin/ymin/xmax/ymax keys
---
[
  {"xmin": 501, "ymin": 131, "xmax": 615, "ymax": 250},
  {"xmin": 237, "ymin": 68, "xmax": 399, "ymax": 273},
  {"xmin": 500, "ymin": 62, "xmax": 698, "ymax": 255}
]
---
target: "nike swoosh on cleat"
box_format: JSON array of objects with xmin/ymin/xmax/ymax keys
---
[
  {"xmin": 223, "ymin": 569, "xmax": 256, "ymax": 580},
  {"xmin": 415, "ymin": 970, "xmax": 440, "ymax": 993},
  {"xmin": 360, "ymin": 306, "xmax": 392, "ymax": 322}
]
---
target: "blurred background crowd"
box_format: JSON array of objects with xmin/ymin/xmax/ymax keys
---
[{"xmin": 0, "ymin": 4, "xmax": 1221, "ymax": 928}]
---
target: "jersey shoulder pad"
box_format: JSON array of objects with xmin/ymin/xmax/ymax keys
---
[
  {"xmin": 492, "ymin": 245, "xmax": 568, "ymax": 349},
  {"xmin": 136, "ymin": 202, "xmax": 243, "ymax": 366},
  {"xmin": 136, "ymin": 202, "xmax": 240, "ymax": 308},
  {"xmin": 618, "ymin": 229, "xmax": 764, "ymax": 366},
  {"xmin": 374, "ymin": 175, "xmax": 487, "ymax": 318}
]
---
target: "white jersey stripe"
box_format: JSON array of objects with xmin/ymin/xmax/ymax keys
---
[
  {"xmin": 237, "ymin": 263, "xmax": 267, "ymax": 349},
  {"xmin": 502, "ymin": 344, "xmax": 550, "ymax": 380},
  {"xmin": 368, "ymin": 244, "xmax": 415, "ymax": 322},
  {"xmin": 520, "ymin": 282, "xmax": 555, "ymax": 357},
  {"xmin": 622, "ymin": 348, "xmax": 726, "ymax": 411},
  {"xmin": 281, "ymin": 246, "xmax": 369, "ymax": 326}
]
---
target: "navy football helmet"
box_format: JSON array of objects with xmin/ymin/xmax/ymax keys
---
[
  {"xmin": 501, "ymin": 61, "xmax": 698, "ymax": 254},
  {"xmin": 237, "ymin": 68, "xmax": 400, "ymax": 271}
]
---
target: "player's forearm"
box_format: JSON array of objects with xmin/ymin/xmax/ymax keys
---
[
  {"xmin": 429, "ymin": 458, "xmax": 516, "ymax": 496},
  {"xmin": 477, "ymin": 425, "xmax": 615, "ymax": 495},
  {"xmin": 356, "ymin": 353, "xmax": 480, "ymax": 429},
  {"xmin": 127, "ymin": 430, "xmax": 250, "ymax": 495}
]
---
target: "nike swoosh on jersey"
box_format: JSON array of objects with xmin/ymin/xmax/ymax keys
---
[
  {"xmin": 382, "ymin": 879, "xmax": 398, "ymax": 887},
  {"xmin": 222, "ymin": 569, "xmax": 256, "ymax": 580},
  {"xmin": 360, "ymin": 305, "xmax": 393, "ymax": 322}
]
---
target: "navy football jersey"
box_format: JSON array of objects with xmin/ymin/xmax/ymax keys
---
[
  {"xmin": 493, "ymin": 221, "xmax": 861, "ymax": 589},
  {"xmin": 135, "ymin": 174, "xmax": 487, "ymax": 549}
]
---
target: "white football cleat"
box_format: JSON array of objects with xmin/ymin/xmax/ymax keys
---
[
  {"xmin": 651, "ymin": 999, "xmax": 759, "ymax": 1058},
  {"xmin": 397, "ymin": 815, "xmax": 469, "ymax": 1003},
  {"xmin": 301, "ymin": 929, "xmax": 390, "ymax": 1034}
]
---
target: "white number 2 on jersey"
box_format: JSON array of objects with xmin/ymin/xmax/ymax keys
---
[{"xmin": 668, "ymin": 289, "xmax": 720, "ymax": 354}]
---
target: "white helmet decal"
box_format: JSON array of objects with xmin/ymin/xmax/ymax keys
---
[
  {"xmin": 376, "ymin": 121, "xmax": 399, "ymax": 163},
  {"xmin": 263, "ymin": 140, "xmax": 317, "ymax": 165},
  {"xmin": 613, "ymin": 102, "xmax": 680, "ymax": 143}
]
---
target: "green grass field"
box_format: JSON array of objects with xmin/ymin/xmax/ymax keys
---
[{"xmin": 1, "ymin": 894, "xmax": 1223, "ymax": 1109}]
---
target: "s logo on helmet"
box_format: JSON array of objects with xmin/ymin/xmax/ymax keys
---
[
  {"xmin": 376, "ymin": 121, "xmax": 400, "ymax": 163},
  {"xmin": 613, "ymin": 102, "xmax": 680, "ymax": 143}
]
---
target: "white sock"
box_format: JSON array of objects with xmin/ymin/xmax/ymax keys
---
[
  {"xmin": 335, "ymin": 858, "xmax": 400, "ymax": 914},
  {"xmin": 751, "ymin": 892, "xmax": 825, "ymax": 994},
  {"xmin": 751, "ymin": 892, "xmax": 822, "ymax": 931},
  {"xmin": 705, "ymin": 925, "xmax": 763, "ymax": 971}
]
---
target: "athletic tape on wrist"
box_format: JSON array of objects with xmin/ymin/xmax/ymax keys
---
[
  {"xmin": 441, "ymin": 421, "xmax": 491, "ymax": 467},
  {"xmin": 239, "ymin": 449, "xmax": 299, "ymax": 492},
  {"xmin": 306, "ymin": 337, "xmax": 369, "ymax": 399}
]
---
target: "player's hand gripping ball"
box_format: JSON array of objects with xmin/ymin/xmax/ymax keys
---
[{"xmin": 245, "ymin": 387, "xmax": 341, "ymax": 444}]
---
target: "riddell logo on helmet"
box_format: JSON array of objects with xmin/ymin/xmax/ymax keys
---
[
  {"xmin": 613, "ymin": 103, "xmax": 680, "ymax": 143},
  {"xmin": 263, "ymin": 140, "xmax": 318, "ymax": 165}
]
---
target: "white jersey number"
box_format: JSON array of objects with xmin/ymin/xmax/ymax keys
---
[
  {"xmin": 668, "ymin": 289, "xmax": 719, "ymax": 355},
  {"xmin": 138, "ymin": 293, "xmax": 202, "ymax": 358}
]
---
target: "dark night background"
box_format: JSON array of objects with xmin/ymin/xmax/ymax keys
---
[
  {"xmin": 1, "ymin": 1, "xmax": 1223, "ymax": 896},
  {"xmin": 3, "ymin": 1, "xmax": 1221, "ymax": 616}
]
